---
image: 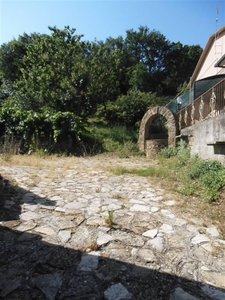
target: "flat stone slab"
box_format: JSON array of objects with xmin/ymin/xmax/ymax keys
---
[
  {"xmin": 206, "ymin": 226, "xmax": 220, "ymax": 237},
  {"xmin": 97, "ymin": 231, "xmax": 114, "ymax": 246},
  {"xmin": 200, "ymin": 270, "xmax": 225, "ymax": 289},
  {"xmin": 201, "ymin": 284, "xmax": 225, "ymax": 300},
  {"xmin": 34, "ymin": 226, "xmax": 56, "ymax": 236},
  {"xmin": 160, "ymin": 223, "xmax": 174, "ymax": 234},
  {"xmin": 170, "ymin": 287, "xmax": 199, "ymax": 300},
  {"xmin": 15, "ymin": 220, "xmax": 36, "ymax": 231},
  {"xmin": 161, "ymin": 209, "xmax": 175, "ymax": 219},
  {"xmin": 142, "ymin": 228, "xmax": 158, "ymax": 238},
  {"xmin": 58, "ymin": 229, "xmax": 71, "ymax": 244},
  {"xmin": 32, "ymin": 273, "xmax": 62, "ymax": 300},
  {"xmin": 138, "ymin": 249, "xmax": 156, "ymax": 262},
  {"xmin": 146, "ymin": 236, "xmax": 164, "ymax": 252},
  {"xmin": 130, "ymin": 204, "xmax": 150, "ymax": 212},
  {"xmin": 77, "ymin": 252, "xmax": 99, "ymax": 271},
  {"xmin": 104, "ymin": 283, "xmax": 132, "ymax": 300},
  {"xmin": 191, "ymin": 234, "xmax": 210, "ymax": 245},
  {"xmin": 20, "ymin": 211, "xmax": 40, "ymax": 220}
]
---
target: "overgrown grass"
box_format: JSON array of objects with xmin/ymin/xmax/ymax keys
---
[
  {"xmin": 91, "ymin": 125, "xmax": 141, "ymax": 158},
  {"xmin": 111, "ymin": 141, "xmax": 225, "ymax": 202}
]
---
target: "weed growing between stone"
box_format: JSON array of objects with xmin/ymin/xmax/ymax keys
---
[{"xmin": 105, "ymin": 210, "xmax": 114, "ymax": 227}]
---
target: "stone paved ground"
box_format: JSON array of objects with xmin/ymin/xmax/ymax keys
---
[{"xmin": 0, "ymin": 156, "xmax": 225, "ymax": 300}]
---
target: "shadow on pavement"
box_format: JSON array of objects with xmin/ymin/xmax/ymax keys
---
[{"xmin": 0, "ymin": 174, "xmax": 225, "ymax": 299}]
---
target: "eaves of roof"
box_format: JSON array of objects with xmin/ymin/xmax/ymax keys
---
[{"xmin": 190, "ymin": 26, "xmax": 225, "ymax": 86}]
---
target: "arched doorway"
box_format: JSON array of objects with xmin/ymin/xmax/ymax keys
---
[{"xmin": 138, "ymin": 106, "xmax": 179, "ymax": 157}]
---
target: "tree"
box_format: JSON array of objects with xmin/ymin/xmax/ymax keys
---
[
  {"xmin": 162, "ymin": 42, "xmax": 202, "ymax": 95},
  {"xmin": 13, "ymin": 26, "xmax": 92, "ymax": 117},
  {"xmin": 125, "ymin": 26, "xmax": 170, "ymax": 94},
  {"xmin": 0, "ymin": 33, "xmax": 39, "ymax": 83}
]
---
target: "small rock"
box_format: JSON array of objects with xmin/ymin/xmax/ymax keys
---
[
  {"xmin": 151, "ymin": 206, "xmax": 160, "ymax": 213},
  {"xmin": 142, "ymin": 228, "xmax": 158, "ymax": 238},
  {"xmin": 55, "ymin": 207, "xmax": 66, "ymax": 212},
  {"xmin": 206, "ymin": 226, "xmax": 220, "ymax": 237}
]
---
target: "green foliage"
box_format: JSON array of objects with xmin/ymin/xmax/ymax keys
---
[
  {"xmin": 182, "ymin": 157, "xmax": 225, "ymax": 201},
  {"xmin": 105, "ymin": 210, "xmax": 114, "ymax": 227},
  {"xmin": 186, "ymin": 157, "xmax": 224, "ymax": 179},
  {"xmin": 96, "ymin": 90, "xmax": 161, "ymax": 128},
  {"xmin": 90, "ymin": 125, "xmax": 139, "ymax": 158},
  {"xmin": 111, "ymin": 163, "xmax": 170, "ymax": 178},
  {"xmin": 115, "ymin": 90, "xmax": 160, "ymax": 127},
  {"xmin": 0, "ymin": 105, "xmax": 85, "ymax": 154},
  {"xmin": 158, "ymin": 140, "xmax": 190, "ymax": 160},
  {"xmin": 158, "ymin": 146, "xmax": 178, "ymax": 158}
]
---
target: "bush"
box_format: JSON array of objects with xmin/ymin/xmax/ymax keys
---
[
  {"xmin": 187, "ymin": 157, "xmax": 224, "ymax": 179},
  {"xmin": 158, "ymin": 146, "xmax": 178, "ymax": 158}
]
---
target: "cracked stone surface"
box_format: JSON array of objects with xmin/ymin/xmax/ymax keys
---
[{"xmin": 0, "ymin": 156, "xmax": 225, "ymax": 299}]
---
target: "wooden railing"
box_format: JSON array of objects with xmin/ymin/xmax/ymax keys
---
[{"xmin": 176, "ymin": 79, "xmax": 225, "ymax": 129}]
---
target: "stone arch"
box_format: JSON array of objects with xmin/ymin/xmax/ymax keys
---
[{"xmin": 138, "ymin": 106, "xmax": 179, "ymax": 155}]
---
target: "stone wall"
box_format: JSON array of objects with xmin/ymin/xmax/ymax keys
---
[
  {"xmin": 180, "ymin": 113, "xmax": 225, "ymax": 163},
  {"xmin": 138, "ymin": 106, "xmax": 179, "ymax": 156},
  {"xmin": 145, "ymin": 139, "xmax": 168, "ymax": 158}
]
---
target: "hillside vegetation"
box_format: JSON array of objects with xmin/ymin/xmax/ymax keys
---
[{"xmin": 0, "ymin": 25, "xmax": 202, "ymax": 154}]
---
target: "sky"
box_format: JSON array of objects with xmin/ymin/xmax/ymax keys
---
[{"xmin": 0, "ymin": 0, "xmax": 225, "ymax": 48}]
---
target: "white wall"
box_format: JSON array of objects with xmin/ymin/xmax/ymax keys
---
[{"xmin": 196, "ymin": 32, "xmax": 225, "ymax": 81}]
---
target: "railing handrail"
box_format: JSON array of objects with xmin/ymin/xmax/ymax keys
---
[
  {"xmin": 177, "ymin": 78, "xmax": 225, "ymax": 115},
  {"xmin": 176, "ymin": 78, "xmax": 225, "ymax": 130}
]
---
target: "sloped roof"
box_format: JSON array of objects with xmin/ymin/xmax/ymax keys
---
[{"xmin": 190, "ymin": 26, "xmax": 225, "ymax": 85}]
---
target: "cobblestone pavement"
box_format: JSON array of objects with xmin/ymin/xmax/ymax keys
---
[{"xmin": 0, "ymin": 156, "xmax": 225, "ymax": 300}]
